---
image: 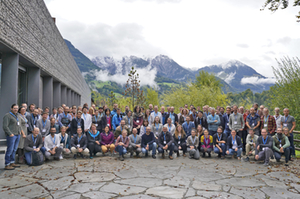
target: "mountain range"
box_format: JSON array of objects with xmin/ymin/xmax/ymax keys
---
[{"xmin": 64, "ymin": 39, "xmax": 275, "ymax": 96}]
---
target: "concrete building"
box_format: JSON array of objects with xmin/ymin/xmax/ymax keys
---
[{"xmin": 0, "ymin": 1, "xmax": 91, "ymax": 140}]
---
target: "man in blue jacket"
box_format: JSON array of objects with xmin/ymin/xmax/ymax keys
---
[
  {"xmin": 112, "ymin": 108, "xmax": 122, "ymax": 131},
  {"xmin": 182, "ymin": 116, "xmax": 195, "ymax": 138},
  {"xmin": 226, "ymin": 130, "xmax": 243, "ymax": 160}
]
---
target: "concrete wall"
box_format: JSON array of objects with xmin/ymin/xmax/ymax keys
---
[{"xmin": 0, "ymin": 0, "xmax": 90, "ymax": 104}]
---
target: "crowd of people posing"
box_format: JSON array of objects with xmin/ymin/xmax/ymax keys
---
[{"xmin": 3, "ymin": 102, "xmax": 296, "ymax": 170}]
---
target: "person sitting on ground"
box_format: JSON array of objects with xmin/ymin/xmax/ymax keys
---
[
  {"xmin": 115, "ymin": 129, "xmax": 130, "ymax": 161},
  {"xmin": 213, "ymin": 126, "xmax": 227, "ymax": 159},
  {"xmin": 24, "ymin": 128, "xmax": 45, "ymax": 166},
  {"xmin": 186, "ymin": 129, "xmax": 200, "ymax": 160},
  {"xmin": 226, "ymin": 129, "xmax": 243, "ymax": 160},
  {"xmin": 158, "ymin": 126, "xmax": 175, "ymax": 160},
  {"xmin": 128, "ymin": 128, "xmax": 142, "ymax": 158},
  {"xmin": 115, "ymin": 119, "xmax": 130, "ymax": 139},
  {"xmin": 255, "ymin": 129, "xmax": 274, "ymax": 166},
  {"xmin": 200, "ymin": 129, "xmax": 213, "ymax": 158},
  {"xmin": 283, "ymin": 127, "xmax": 293, "ymax": 162},
  {"xmin": 151, "ymin": 116, "xmax": 163, "ymax": 140},
  {"xmin": 272, "ymin": 127, "xmax": 290, "ymax": 166},
  {"xmin": 100, "ymin": 126, "xmax": 115, "ymax": 156},
  {"xmin": 173, "ymin": 125, "xmax": 187, "ymax": 157},
  {"xmin": 141, "ymin": 126, "xmax": 157, "ymax": 159},
  {"xmin": 71, "ymin": 127, "xmax": 89, "ymax": 159},
  {"xmin": 87, "ymin": 124, "xmax": 102, "ymax": 159},
  {"xmin": 44, "ymin": 127, "xmax": 63, "ymax": 161},
  {"xmin": 244, "ymin": 128, "xmax": 259, "ymax": 162},
  {"xmin": 58, "ymin": 126, "xmax": 71, "ymax": 159}
]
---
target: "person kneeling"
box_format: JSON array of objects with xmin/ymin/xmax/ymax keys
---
[
  {"xmin": 100, "ymin": 126, "xmax": 115, "ymax": 156},
  {"xmin": 58, "ymin": 126, "xmax": 71, "ymax": 159},
  {"xmin": 158, "ymin": 126, "xmax": 174, "ymax": 160},
  {"xmin": 87, "ymin": 124, "xmax": 102, "ymax": 159},
  {"xmin": 200, "ymin": 129, "xmax": 213, "ymax": 158},
  {"xmin": 226, "ymin": 130, "xmax": 242, "ymax": 160},
  {"xmin": 186, "ymin": 129, "xmax": 200, "ymax": 160},
  {"xmin": 71, "ymin": 127, "xmax": 89, "ymax": 159},
  {"xmin": 255, "ymin": 129, "xmax": 273, "ymax": 166},
  {"xmin": 24, "ymin": 128, "xmax": 45, "ymax": 166},
  {"xmin": 128, "ymin": 128, "xmax": 142, "ymax": 158},
  {"xmin": 141, "ymin": 126, "xmax": 157, "ymax": 159},
  {"xmin": 115, "ymin": 129, "xmax": 130, "ymax": 161},
  {"xmin": 44, "ymin": 127, "xmax": 63, "ymax": 161},
  {"xmin": 272, "ymin": 127, "xmax": 290, "ymax": 166},
  {"xmin": 213, "ymin": 126, "xmax": 227, "ymax": 159}
]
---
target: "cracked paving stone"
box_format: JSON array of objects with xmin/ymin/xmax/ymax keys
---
[
  {"xmin": 146, "ymin": 186, "xmax": 186, "ymax": 199},
  {"xmin": 230, "ymin": 187, "xmax": 265, "ymax": 198},
  {"xmin": 164, "ymin": 176, "xmax": 191, "ymax": 188},
  {"xmin": 260, "ymin": 187, "xmax": 300, "ymax": 199},
  {"xmin": 41, "ymin": 176, "xmax": 74, "ymax": 191},
  {"xmin": 260, "ymin": 177, "xmax": 289, "ymax": 188},
  {"xmin": 197, "ymin": 191, "xmax": 243, "ymax": 199},
  {"xmin": 82, "ymin": 191, "xmax": 116, "ymax": 199},
  {"xmin": 186, "ymin": 197, "xmax": 206, "ymax": 199},
  {"xmin": 117, "ymin": 194, "xmax": 159, "ymax": 199},
  {"xmin": 35, "ymin": 167, "xmax": 75, "ymax": 180},
  {"xmin": 192, "ymin": 181, "xmax": 222, "ymax": 191},
  {"xmin": 290, "ymin": 183, "xmax": 300, "ymax": 192},
  {"xmin": 0, "ymin": 190, "xmax": 29, "ymax": 199},
  {"xmin": 100, "ymin": 182, "xmax": 146, "ymax": 196},
  {"xmin": 113, "ymin": 168, "xmax": 139, "ymax": 179},
  {"xmin": 115, "ymin": 177, "xmax": 162, "ymax": 188},
  {"xmin": 185, "ymin": 187, "xmax": 196, "ymax": 198},
  {"xmin": 12, "ymin": 184, "xmax": 49, "ymax": 198},
  {"xmin": 267, "ymin": 172, "xmax": 300, "ymax": 183},
  {"xmin": 216, "ymin": 177, "xmax": 266, "ymax": 187},
  {"xmin": 0, "ymin": 176, "xmax": 37, "ymax": 188},
  {"xmin": 75, "ymin": 172, "xmax": 115, "ymax": 182},
  {"xmin": 66, "ymin": 182, "xmax": 106, "ymax": 193}
]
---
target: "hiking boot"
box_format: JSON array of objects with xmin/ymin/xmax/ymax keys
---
[
  {"xmin": 169, "ymin": 155, "xmax": 173, "ymax": 160},
  {"xmin": 183, "ymin": 153, "xmax": 186, "ymax": 157},
  {"xmin": 10, "ymin": 163, "xmax": 20, "ymax": 168},
  {"xmin": 73, "ymin": 154, "xmax": 77, "ymax": 159},
  {"xmin": 152, "ymin": 154, "xmax": 156, "ymax": 159},
  {"xmin": 263, "ymin": 162, "xmax": 269, "ymax": 167},
  {"xmin": 244, "ymin": 157, "xmax": 250, "ymax": 162}
]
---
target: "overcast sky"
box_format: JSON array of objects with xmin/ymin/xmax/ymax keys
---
[{"xmin": 44, "ymin": 0, "xmax": 300, "ymax": 77}]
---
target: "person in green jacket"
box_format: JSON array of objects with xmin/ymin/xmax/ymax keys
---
[{"xmin": 272, "ymin": 127, "xmax": 290, "ymax": 166}]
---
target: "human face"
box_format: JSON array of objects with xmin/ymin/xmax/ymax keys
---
[
  {"xmin": 50, "ymin": 118, "xmax": 55, "ymax": 125},
  {"xmin": 283, "ymin": 109, "xmax": 289, "ymax": 116},
  {"xmin": 77, "ymin": 128, "xmax": 82, "ymax": 135},
  {"xmin": 186, "ymin": 116, "xmax": 190, "ymax": 122},
  {"xmin": 197, "ymin": 125, "xmax": 202, "ymax": 132},
  {"xmin": 231, "ymin": 130, "xmax": 236, "ymax": 137},
  {"xmin": 136, "ymin": 106, "xmax": 140, "ymax": 113},
  {"xmin": 146, "ymin": 127, "xmax": 151, "ymax": 134},
  {"xmin": 204, "ymin": 130, "xmax": 209, "ymax": 137},
  {"xmin": 22, "ymin": 103, "xmax": 28, "ymax": 110},
  {"xmin": 191, "ymin": 130, "xmax": 196, "ymax": 137},
  {"xmin": 114, "ymin": 104, "xmax": 118, "ymax": 109},
  {"xmin": 226, "ymin": 108, "xmax": 231, "ymax": 115},
  {"xmin": 163, "ymin": 127, "xmax": 167, "ymax": 133},
  {"xmin": 77, "ymin": 112, "xmax": 82, "ymax": 118},
  {"xmin": 171, "ymin": 107, "xmax": 174, "ymax": 113},
  {"xmin": 198, "ymin": 112, "xmax": 203, "ymax": 118},
  {"xmin": 155, "ymin": 116, "xmax": 159, "ymax": 123},
  {"xmin": 217, "ymin": 128, "xmax": 222, "ymax": 134},
  {"xmin": 121, "ymin": 120, "xmax": 125, "ymax": 126},
  {"xmin": 117, "ymin": 110, "xmax": 121, "ymax": 115},
  {"xmin": 11, "ymin": 105, "xmax": 19, "ymax": 114},
  {"xmin": 122, "ymin": 131, "xmax": 127, "ymax": 137},
  {"xmin": 249, "ymin": 129, "xmax": 254, "ymax": 136},
  {"xmin": 105, "ymin": 126, "xmax": 109, "ymax": 133},
  {"xmin": 95, "ymin": 110, "xmax": 99, "ymax": 116},
  {"xmin": 274, "ymin": 108, "xmax": 280, "ymax": 115},
  {"xmin": 149, "ymin": 104, "xmax": 153, "ymax": 110},
  {"xmin": 42, "ymin": 114, "xmax": 48, "ymax": 120},
  {"xmin": 64, "ymin": 107, "xmax": 69, "ymax": 114},
  {"xmin": 91, "ymin": 125, "xmax": 96, "ymax": 132},
  {"xmin": 161, "ymin": 106, "xmax": 165, "ymax": 112},
  {"xmin": 263, "ymin": 109, "xmax": 269, "ymax": 116},
  {"xmin": 106, "ymin": 110, "xmax": 110, "ymax": 116},
  {"xmin": 154, "ymin": 106, "xmax": 158, "ymax": 112},
  {"xmin": 33, "ymin": 128, "xmax": 39, "ymax": 136},
  {"xmin": 177, "ymin": 125, "xmax": 182, "ymax": 132},
  {"xmin": 283, "ymin": 129, "xmax": 289, "ymax": 136},
  {"xmin": 250, "ymin": 108, "xmax": 255, "ymax": 115},
  {"xmin": 277, "ymin": 128, "xmax": 282, "ymax": 135},
  {"xmin": 128, "ymin": 111, "xmax": 132, "ymax": 117},
  {"xmin": 261, "ymin": 129, "xmax": 267, "ymax": 138},
  {"xmin": 50, "ymin": 128, "xmax": 56, "ymax": 135},
  {"xmin": 29, "ymin": 105, "xmax": 35, "ymax": 112},
  {"xmin": 61, "ymin": 127, "xmax": 66, "ymax": 134},
  {"xmin": 33, "ymin": 109, "xmax": 38, "ymax": 116},
  {"xmin": 233, "ymin": 106, "xmax": 238, "ymax": 113},
  {"xmin": 211, "ymin": 109, "xmax": 215, "ymax": 115},
  {"xmin": 20, "ymin": 108, "xmax": 26, "ymax": 115},
  {"xmin": 132, "ymin": 128, "xmax": 137, "ymax": 135}
]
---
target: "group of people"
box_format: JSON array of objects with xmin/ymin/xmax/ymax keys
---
[{"xmin": 3, "ymin": 102, "xmax": 296, "ymax": 170}]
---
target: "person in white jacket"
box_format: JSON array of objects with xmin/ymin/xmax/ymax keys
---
[
  {"xmin": 149, "ymin": 106, "xmax": 162, "ymax": 125},
  {"xmin": 82, "ymin": 107, "xmax": 92, "ymax": 133},
  {"xmin": 44, "ymin": 127, "xmax": 63, "ymax": 160}
]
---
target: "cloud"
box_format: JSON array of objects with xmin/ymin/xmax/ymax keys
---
[
  {"xmin": 277, "ymin": 37, "xmax": 292, "ymax": 45},
  {"xmin": 59, "ymin": 21, "xmax": 165, "ymax": 59},
  {"xmin": 240, "ymin": 77, "xmax": 276, "ymax": 85},
  {"xmin": 236, "ymin": 43, "xmax": 249, "ymax": 48},
  {"xmin": 86, "ymin": 67, "xmax": 158, "ymax": 88}
]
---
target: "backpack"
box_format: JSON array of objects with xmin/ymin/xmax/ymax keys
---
[{"xmin": 31, "ymin": 151, "xmax": 44, "ymax": 166}]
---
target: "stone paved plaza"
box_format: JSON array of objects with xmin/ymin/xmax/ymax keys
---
[{"xmin": 0, "ymin": 154, "xmax": 299, "ymax": 199}]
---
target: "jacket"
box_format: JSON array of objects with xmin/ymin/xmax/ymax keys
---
[
  {"xmin": 58, "ymin": 133, "xmax": 70, "ymax": 149},
  {"xmin": 229, "ymin": 113, "xmax": 245, "ymax": 131},
  {"xmin": 194, "ymin": 116, "xmax": 208, "ymax": 130},
  {"xmin": 114, "ymin": 125, "xmax": 130, "ymax": 138},
  {"xmin": 165, "ymin": 112, "xmax": 178, "ymax": 125},
  {"xmin": 149, "ymin": 111, "xmax": 162, "ymax": 125},
  {"xmin": 272, "ymin": 133, "xmax": 290, "ymax": 152},
  {"xmin": 226, "ymin": 135, "xmax": 243, "ymax": 151},
  {"xmin": 207, "ymin": 114, "xmax": 220, "ymax": 131},
  {"xmin": 213, "ymin": 133, "xmax": 227, "ymax": 146},
  {"xmin": 100, "ymin": 132, "xmax": 114, "ymax": 145},
  {"xmin": 129, "ymin": 134, "xmax": 142, "ymax": 148},
  {"xmin": 71, "ymin": 134, "xmax": 88, "ymax": 150},
  {"xmin": 112, "ymin": 114, "xmax": 122, "ymax": 131},
  {"xmin": 200, "ymin": 135, "xmax": 213, "ymax": 149},
  {"xmin": 81, "ymin": 113, "xmax": 92, "ymax": 130},
  {"xmin": 44, "ymin": 134, "xmax": 60, "ymax": 151},
  {"xmin": 141, "ymin": 132, "xmax": 156, "ymax": 148},
  {"xmin": 151, "ymin": 123, "xmax": 163, "ymax": 137},
  {"xmin": 87, "ymin": 130, "xmax": 101, "ymax": 144},
  {"xmin": 2, "ymin": 112, "xmax": 22, "ymax": 136},
  {"xmin": 115, "ymin": 135, "xmax": 130, "ymax": 148},
  {"xmin": 158, "ymin": 131, "xmax": 174, "ymax": 148},
  {"xmin": 186, "ymin": 135, "xmax": 199, "ymax": 148},
  {"xmin": 133, "ymin": 113, "xmax": 143, "ymax": 128},
  {"xmin": 70, "ymin": 117, "xmax": 85, "ymax": 137},
  {"xmin": 173, "ymin": 133, "xmax": 187, "ymax": 147},
  {"xmin": 255, "ymin": 135, "xmax": 273, "ymax": 155},
  {"xmin": 58, "ymin": 113, "xmax": 72, "ymax": 128},
  {"xmin": 123, "ymin": 116, "xmax": 133, "ymax": 132},
  {"xmin": 100, "ymin": 115, "xmax": 113, "ymax": 131},
  {"xmin": 36, "ymin": 118, "xmax": 51, "ymax": 137},
  {"xmin": 182, "ymin": 122, "xmax": 195, "ymax": 137},
  {"xmin": 24, "ymin": 134, "xmax": 43, "ymax": 152}
]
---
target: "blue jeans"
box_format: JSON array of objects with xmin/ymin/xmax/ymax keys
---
[
  {"xmin": 214, "ymin": 143, "xmax": 226, "ymax": 156},
  {"xmin": 158, "ymin": 143, "xmax": 174, "ymax": 156},
  {"xmin": 228, "ymin": 148, "xmax": 242, "ymax": 157},
  {"xmin": 115, "ymin": 145, "xmax": 127, "ymax": 156},
  {"xmin": 224, "ymin": 129, "xmax": 231, "ymax": 138},
  {"xmin": 209, "ymin": 130, "xmax": 217, "ymax": 136},
  {"xmin": 25, "ymin": 147, "xmax": 46, "ymax": 165},
  {"xmin": 5, "ymin": 135, "xmax": 20, "ymax": 166},
  {"xmin": 289, "ymin": 133, "xmax": 295, "ymax": 156},
  {"xmin": 274, "ymin": 148, "xmax": 290, "ymax": 162},
  {"xmin": 142, "ymin": 142, "xmax": 157, "ymax": 155}
]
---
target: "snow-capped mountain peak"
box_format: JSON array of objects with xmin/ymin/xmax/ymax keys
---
[{"xmin": 219, "ymin": 60, "xmax": 247, "ymax": 69}]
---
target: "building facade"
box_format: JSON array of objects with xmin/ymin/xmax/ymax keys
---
[{"xmin": 0, "ymin": 0, "xmax": 91, "ymax": 139}]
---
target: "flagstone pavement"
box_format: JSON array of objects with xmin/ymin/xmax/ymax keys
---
[{"xmin": 0, "ymin": 154, "xmax": 299, "ymax": 199}]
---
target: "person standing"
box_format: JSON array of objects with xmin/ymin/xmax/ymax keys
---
[
  {"xmin": 70, "ymin": 111, "xmax": 85, "ymax": 138},
  {"xmin": 82, "ymin": 107, "xmax": 92, "ymax": 134},
  {"xmin": 124, "ymin": 110, "xmax": 134, "ymax": 132},
  {"xmin": 17, "ymin": 106, "xmax": 28, "ymax": 164},
  {"xmin": 260, "ymin": 108, "xmax": 276, "ymax": 135},
  {"xmin": 281, "ymin": 108, "xmax": 296, "ymax": 160},
  {"xmin": 92, "ymin": 110, "xmax": 101, "ymax": 130},
  {"xmin": 36, "ymin": 112, "xmax": 51, "ymax": 138},
  {"xmin": 100, "ymin": 108, "xmax": 113, "ymax": 132},
  {"xmin": 182, "ymin": 116, "xmax": 195, "ymax": 138},
  {"xmin": 273, "ymin": 107, "xmax": 283, "ymax": 133},
  {"xmin": 149, "ymin": 105, "xmax": 162, "ymax": 125},
  {"xmin": 246, "ymin": 108, "xmax": 260, "ymax": 136},
  {"xmin": 229, "ymin": 105, "xmax": 245, "ymax": 150},
  {"xmin": 164, "ymin": 107, "xmax": 179, "ymax": 126},
  {"xmin": 3, "ymin": 104, "xmax": 22, "ymax": 170},
  {"xmin": 207, "ymin": 108, "xmax": 220, "ymax": 136},
  {"xmin": 112, "ymin": 108, "xmax": 123, "ymax": 131},
  {"xmin": 223, "ymin": 107, "xmax": 232, "ymax": 137},
  {"xmin": 194, "ymin": 111, "xmax": 208, "ymax": 130}
]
